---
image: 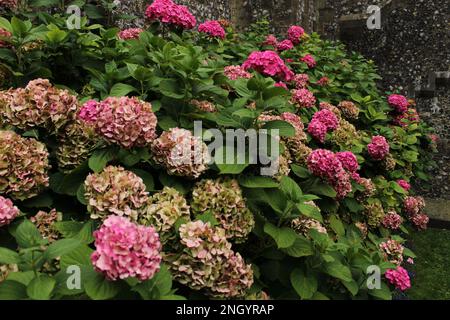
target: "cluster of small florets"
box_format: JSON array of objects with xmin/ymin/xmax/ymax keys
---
[
  {"xmin": 403, "ymin": 196, "xmax": 425, "ymax": 216},
  {"xmin": 198, "ymin": 20, "xmax": 226, "ymax": 39},
  {"xmin": 364, "ymin": 202, "xmax": 385, "ymax": 228},
  {"xmin": 382, "ymin": 210, "xmax": 403, "ymax": 230},
  {"xmin": 191, "ymin": 178, "xmax": 254, "ymax": 243},
  {"xmin": 291, "ymin": 88, "xmax": 316, "ymax": 108},
  {"xmin": 190, "ymin": 99, "xmax": 217, "ymax": 112},
  {"xmin": 367, "ymin": 135, "xmax": 390, "ymax": 160},
  {"xmin": 352, "ymin": 173, "xmax": 376, "ymax": 200},
  {"xmin": 91, "ymin": 215, "xmax": 162, "ymax": 281},
  {"xmin": 117, "ymin": 28, "xmax": 143, "ymax": 40},
  {"xmin": 336, "ymin": 151, "xmax": 359, "ymax": 172},
  {"xmin": 307, "ymin": 109, "xmax": 339, "ymax": 142},
  {"xmin": 292, "ymin": 73, "xmax": 309, "ymax": 89},
  {"xmin": 319, "ymin": 102, "xmax": 341, "ymax": 117},
  {"xmin": 397, "ymin": 179, "xmax": 411, "ymax": 191},
  {"xmin": 307, "ymin": 149, "xmax": 354, "ymax": 198},
  {"xmin": 78, "ymin": 97, "xmax": 157, "ymax": 149},
  {"xmin": 0, "ymin": 196, "xmax": 19, "ymax": 227},
  {"xmin": 388, "ymin": 94, "xmax": 409, "ymax": 114},
  {"xmin": 0, "ymin": 130, "xmax": 50, "ymax": 200},
  {"xmin": 317, "ymin": 76, "xmax": 329, "ymax": 86},
  {"xmin": 139, "ymin": 187, "xmax": 190, "ymax": 241},
  {"xmin": 287, "ymin": 25, "xmax": 305, "ymax": 44},
  {"xmin": 410, "ymin": 213, "xmax": 429, "ymax": 230},
  {"xmin": 337, "ymin": 101, "xmax": 359, "ymax": 120},
  {"xmin": 379, "ymin": 239, "xmax": 404, "ymax": 266},
  {"xmin": 393, "ymin": 108, "xmax": 420, "ymax": 127},
  {"xmin": 56, "ymin": 120, "xmax": 98, "ymax": 173},
  {"xmin": 276, "ymin": 39, "xmax": 293, "ymax": 52},
  {"xmin": 0, "ymin": 28, "xmax": 12, "ymax": 48},
  {"xmin": 84, "ymin": 166, "xmax": 149, "ymax": 222},
  {"xmin": 224, "ymin": 65, "xmax": 253, "ymax": 80},
  {"xmin": 385, "ymin": 266, "xmax": 411, "ymax": 291},
  {"xmin": 151, "ymin": 128, "xmax": 210, "ymax": 179},
  {"xmin": 167, "ymin": 220, "xmax": 253, "ymax": 298},
  {"xmin": 242, "ymin": 51, "xmax": 294, "ymax": 82},
  {"xmin": 331, "ymin": 119, "xmax": 360, "ymax": 148},
  {"xmin": 382, "ymin": 153, "xmax": 396, "ymax": 171},
  {"xmin": 0, "ymin": 79, "xmax": 79, "ymax": 134},
  {"xmin": 263, "ymin": 34, "xmax": 278, "ymax": 47},
  {"xmin": 274, "ymin": 81, "xmax": 288, "ymax": 89},
  {"xmin": 30, "ymin": 209, "xmax": 62, "ymax": 243},
  {"xmin": 0, "ymin": 264, "xmax": 18, "ymax": 283},
  {"xmin": 300, "ymin": 54, "xmax": 316, "ymax": 68},
  {"xmin": 258, "ymin": 111, "xmax": 307, "ymax": 143},
  {"xmin": 145, "ymin": 0, "xmax": 196, "ymax": 29},
  {"xmin": 291, "ymin": 202, "xmax": 327, "ymax": 236},
  {"xmin": 355, "ymin": 221, "xmax": 368, "ymax": 238}
]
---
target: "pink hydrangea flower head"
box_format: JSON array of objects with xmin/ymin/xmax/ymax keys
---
[
  {"xmin": 388, "ymin": 94, "xmax": 409, "ymax": 113},
  {"xmin": 274, "ymin": 81, "xmax": 288, "ymax": 90},
  {"xmin": 91, "ymin": 215, "xmax": 162, "ymax": 281},
  {"xmin": 263, "ymin": 34, "xmax": 278, "ymax": 47},
  {"xmin": 307, "ymin": 119, "xmax": 327, "ymax": 143},
  {"xmin": 379, "ymin": 239, "xmax": 404, "ymax": 265},
  {"xmin": 224, "ymin": 65, "xmax": 253, "ymax": 80},
  {"xmin": 311, "ymin": 109, "xmax": 339, "ymax": 130},
  {"xmin": 317, "ymin": 76, "xmax": 329, "ymax": 86},
  {"xmin": 0, "ymin": 196, "xmax": 19, "ymax": 227},
  {"xmin": 382, "ymin": 210, "xmax": 403, "ymax": 230},
  {"xmin": 287, "ymin": 25, "xmax": 305, "ymax": 44},
  {"xmin": 393, "ymin": 108, "xmax": 420, "ymax": 127},
  {"xmin": 0, "ymin": 28, "xmax": 12, "ymax": 48},
  {"xmin": 300, "ymin": 54, "xmax": 316, "ymax": 68},
  {"xmin": 291, "ymin": 88, "xmax": 316, "ymax": 108},
  {"xmin": 336, "ymin": 151, "xmax": 359, "ymax": 172},
  {"xmin": 145, "ymin": 0, "xmax": 196, "ymax": 29},
  {"xmin": 385, "ymin": 266, "xmax": 411, "ymax": 291},
  {"xmin": 198, "ymin": 20, "xmax": 226, "ymax": 39},
  {"xmin": 397, "ymin": 179, "xmax": 411, "ymax": 191},
  {"xmin": 79, "ymin": 97, "xmax": 158, "ymax": 149},
  {"xmin": 292, "ymin": 73, "xmax": 309, "ymax": 89},
  {"xmin": 276, "ymin": 39, "xmax": 294, "ymax": 52},
  {"xmin": 242, "ymin": 50, "xmax": 294, "ymax": 82},
  {"xmin": 411, "ymin": 213, "xmax": 429, "ymax": 230},
  {"xmin": 403, "ymin": 196, "xmax": 425, "ymax": 216},
  {"xmin": 0, "ymin": 0, "xmax": 17, "ymax": 10},
  {"xmin": 367, "ymin": 135, "xmax": 390, "ymax": 160},
  {"xmin": 118, "ymin": 28, "xmax": 143, "ymax": 40}
]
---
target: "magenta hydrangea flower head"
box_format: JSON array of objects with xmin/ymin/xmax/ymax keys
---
[
  {"xmin": 382, "ymin": 210, "xmax": 403, "ymax": 230},
  {"xmin": 223, "ymin": 65, "xmax": 253, "ymax": 80},
  {"xmin": 411, "ymin": 212, "xmax": 429, "ymax": 230},
  {"xmin": 388, "ymin": 94, "xmax": 409, "ymax": 113},
  {"xmin": 274, "ymin": 81, "xmax": 288, "ymax": 90},
  {"xmin": 145, "ymin": 0, "xmax": 196, "ymax": 29},
  {"xmin": 118, "ymin": 28, "xmax": 143, "ymax": 40},
  {"xmin": 198, "ymin": 20, "xmax": 226, "ymax": 39},
  {"xmin": 151, "ymin": 128, "xmax": 210, "ymax": 179},
  {"xmin": 263, "ymin": 34, "xmax": 278, "ymax": 47},
  {"xmin": 91, "ymin": 215, "xmax": 162, "ymax": 281},
  {"xmin": 403, "ymin": 196, "xmax": 425, "ymax": 216},
  {"xmin": 307, "ymin": 120, "xmax": 327, "ymax": 143},
  {"xmin": 367, "ymin": 135, "xmax": 390, "ymax": 160},
  {"xmin": 276, "ymin": 39, "xmax": 294, "ymax": 52},
  {"xmin": 385, "ymin": 266, "xmax": 411, "ymax": 291},
  {"xmin": 242, "ymin": 50, "xmax": 294, "ymax": 82},
  {"xmin": 287, "ymin": 25, "xmax": 305, "ymax": 44},
  {"xmin": 291, "ymin": 88, "xmax": 316, "ymax": 108},
  {"xmin": 84, "ymin": 165, "xmax": 149, "ymax": 222},
  {"xmin": 397, "ymin": 179, "xmax": 411, "ymax": 191},
  {"xmin": 78, "ymin": 96, "xmax": 158, "ymax": 149},
  {"xmin": 0, "ymin": 196, "xmax": 19, "ymax": 227},
  {"xmin": 312, "ymin": 109, "xmax": 339, "ymax": 130},
  {"xmin": 336, "ymin": 151, "xmax": 359, "ymax": 173},
  {"xmin": 293, "ymin": 73, "xmax": 309, "ymax": 89},
  {"xmin": 300, "ymin": 54, "xmax": 316, "ymax": 68}
]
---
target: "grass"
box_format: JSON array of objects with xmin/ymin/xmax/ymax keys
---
[{"xmin": 407, "ymin": 227, "xmax": 450, "ymax": 300}]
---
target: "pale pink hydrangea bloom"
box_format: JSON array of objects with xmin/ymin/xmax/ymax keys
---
[
  {"xmin": 291, "ymin": 88, "xmax": 316, "ymax": 108},
  {"xmin": 198, "ymin": 20, "xmax": 226, "ymax": 39},
  {"xmin": 292, "ymin": 73, "xmax": 309, "ymax": 89},
  {"xmin": 223, "ymin": 65, "xmax": 253, "ymax": 80},
  {"xmin": 367, "ymin": 135, "xmax": 390, "ymax": 160},
  {"xmin": 411, "ymin": 213, "xmax": 429, "ymax": 230},
  {"xmin": 385, "ymin": 266, "xmax": 411, "ymax": 291},
  {"xmin": 300, "ymin": 54, "xmax": 316, "ymax": 68},
  {"xmin": 78, "ymin": 97, "xmax": 158, "ymax": 149},
  {"xmin": 242, "ymin": 50, "xmax": 294, "ymax": 82},
  {"xmin": 0, "ymin": 196, "xmax": 19, "ymax": 227},
  {"xmin": 403, "ymin": 196, "xmax": 425, "ymax": 216},
  {"xmin": 91, "ymin": 215, "xmax": 162, "ymax": 281},
  {"xmin": 276, "ymin": 39, "xmax": 294, "ymax": 52},
  {"xmin": 287, "ymin": 25, "xmax": 305, "ymax": 44},
  {"xmin": 407, "ymin": 258, "xmax": 414, "ymax": 264},
  {"xmin": 118, "ymin": 28, "xmax": 143, "ymax": 40},
  {"xmin": 397, "ymin": 179, "xmax": 411, "ymax": 191},
  {"xmin": 388, "ymin": 94, "xmax": 409, "ymax": 114},
  {"xmin": 145, "ymin": 0, "xmax": 196, "ymax": 29}
]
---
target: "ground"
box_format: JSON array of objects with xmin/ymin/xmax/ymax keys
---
[{"xmin": 407, "ymin": 227, "xmax": 450, "ymax": 300}]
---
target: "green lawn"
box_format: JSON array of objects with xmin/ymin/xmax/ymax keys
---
[{"xmin": 407, "ymin": 227, "xmax": 450, "ymax": 300}]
